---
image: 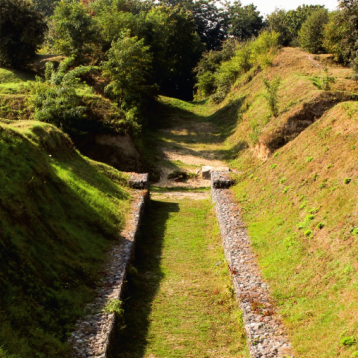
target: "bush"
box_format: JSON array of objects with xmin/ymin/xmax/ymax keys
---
[
  {"xmin": 250, "ymin": 30, "xmax": 279, "ymax": 68},
  {"xmin": 27, "ymin": 58, "xmax": 93, "ymax": 134},
  {"xmin": 299, "ymin": 8, "xmax": 329, "ymax": 54},
  {"xmin": 0, "ymin": 0, "xmax": 47, "ymax": 67}
]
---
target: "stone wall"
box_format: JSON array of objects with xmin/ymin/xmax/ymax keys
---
[
  {"xmin": 69, "ymin": 174, "xmax": 149, "ymax": 358},
  {"xmin": 211, "ymin": 171, "xmax": 294, "ymax": 358}
]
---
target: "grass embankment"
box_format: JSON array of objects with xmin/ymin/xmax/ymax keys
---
[
  {"xmin": 197, "ymin": 47, "xmax": 358, "ymax": 356},
  {"xmin": 0, "ymin": 120, "xmax": 131, "ymax": 357},
  {"xmin": 231, "ymin": 104, "xmax": 358, "ymax": 357},
  {"xmin": 115, "ymin": 193, "xmax": 248, "ymax": 358}
]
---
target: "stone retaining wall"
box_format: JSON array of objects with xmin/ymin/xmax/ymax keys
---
[
  {"xmin": 70, "ymin": 173, "xmax": 149, "ymax": 358},
  {"xmin": 211, "ymin": 171, "xmax": 293, "ymax": 358}
]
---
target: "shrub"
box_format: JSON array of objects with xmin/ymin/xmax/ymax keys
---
[
  {"xmin": 0, "ymin": 0, "xmax": 47, "ymax": 67},
  {"xmin": 344, "ymin": 178, "xmax": 351, "ymax": 184},
  {"xmin": 250, "ymin": 30, "xmax": 279, "ymax": 68},
  {"xmin": 262, "ymin": 76, "xmax": 281, "ymax": 117},
  {"xmin": 340, "ymin": 336, "xmax": 356, "ymax": 346},
  {"xmin": 299, "ymin": 8, "xmax": 329, "ymax": 54},
  {"xmin": 27, "ymin": 58, "xmax": 93, "ymax": 134}
]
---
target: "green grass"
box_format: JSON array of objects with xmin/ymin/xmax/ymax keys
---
[
  {"xmin": 0, "ymin": 120, "xmax": 131, "ymax": 357},
  {"xmin": 228, "ymin": 103, "xmax": 358, "ymax": 357},
  {"xmin": 114, "ymin": 197, "xmax": 248, "ymax": 358}
]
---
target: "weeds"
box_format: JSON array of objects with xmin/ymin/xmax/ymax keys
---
[{"xmin": 262, "ymin": 76, "xmax": 281, "ymax": 117}]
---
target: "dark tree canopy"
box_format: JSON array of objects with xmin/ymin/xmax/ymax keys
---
[
  {"xmin": 225, "ymin": 1, "xmax": 263, "ymax": 41},
  {"xmin": 0, "ymin": 0, "xmax": 47, "ymax": 67}
]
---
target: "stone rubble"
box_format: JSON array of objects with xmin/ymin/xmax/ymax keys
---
[
  {"xmin": 211, "ymin": 171, "xmax": 294, "ymax": 358},
  {"xmin": 69, "ymin": 173, "xmax": 149, "ymax": 358}
]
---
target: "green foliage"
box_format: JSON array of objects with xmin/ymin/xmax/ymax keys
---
[
  {"xmin": 322, "ymin": 68, "xmax": 335, "ymax": 90},
  {"xmin": 0, "ymin": 0, "xmax": 47, "ymax": 67},
  {"xmin": 102, "ymin": 33, "xmax": 155, "ymax": 130},
  {"xmin": 145, "ymin": 5, "xmax": 203, "ymax": 99},
  {"xmin": 317, "ymin": 222, "xmax": 325, "ymax": 229},
  {"xmin": 306, "ymin": 156, "xmax": 313, "ymax": 162},
  {"xmin": 267, "ymin": 4, "xmax": 326, "ymax": 46},
  {"xmin": 0, "ymin": 121, "xmax": 129, "ymax": 357},
  {"xmin": 299, "ymin": 8, "xmax": 329, "ymax": 54},
  {"xmin": 49, "ymin": 0, "xmax": 98, "ymax": 63},
  {"xmin": 262, "ymin": 76, "xmax": 281, "ymax": 118},
  {"xmin": 225, "ymin": 1, "xmax": 263, "ymax": 40},
  {"xmin": 304, "ymin": 229, "xmax": 312, "ymax": 236},
  {"xmin": 340, "ymin": 336, "xmax": 356, "ymax": 346},
  {"xmin": 323, "ymin": 11, "xmax": 346, "ymax": 62},
  {"xmin": 27, "ymin": 58, "xmax": 93, "ymax": 134},
  {"xmin": 104, "ymin": 299, "xmax": 123, "ymax": 316},
  {"xmin": 344, "ymin": 178, "xmax": 351, "ymax": 184},
  {"xmin": 197, "ymin": 31, "xmax": 279, "ymax": 102}
]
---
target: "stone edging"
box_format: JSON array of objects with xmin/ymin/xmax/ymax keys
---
[
  {"xmin": 211, "ymin": 171, "xmax": 293, "ymax": 358},
  {"xmin": 70, "ymin": 173, "xmax": 149, "ymax": 358}
]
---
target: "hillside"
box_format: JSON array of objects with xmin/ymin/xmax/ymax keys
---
[
  {"xmin": 211, "ymin": 47, "xmax": 358, "ymax": 357},
  {"xmin": 0, "ymin": 120, "xmax": 131, "ymax": 357}
]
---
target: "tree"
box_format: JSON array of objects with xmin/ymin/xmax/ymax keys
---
[
  {"xmin": 0, "ymin": 0, "xmax": 47, "ymax": 67},
  {"xmin": 299, "ymin": 8, "xmax": 329, "ymax": 54},
  {"xmin": 49, "ymin": 0, "xmax": 98, "ymax": 63},
  {"xmin": 102, "ymin": 33, "xmax": 155, "ymax": 109},
  {"xmin": 266, "ymin": 8, "xmax": 291, "ymax": 46},
  {"xmin": 145, "ymin": 5, "xmax": 204, "ymax": 100},
  {"xmin": 323, "ymin": 11, "xmax": 346, "ymax": 61},
  {"xmin": 225, "ymin": 1, "xmax": 263, "ymax": 41}
]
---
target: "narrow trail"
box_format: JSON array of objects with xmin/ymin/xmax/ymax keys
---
[{"xmin": 151, "ymin": 100, "xmax": 229, "ymax": 187}]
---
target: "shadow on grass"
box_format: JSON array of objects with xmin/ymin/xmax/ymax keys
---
[{"xmin": 112, "ymin": 199, "xmax": 179, "ymax": 358}]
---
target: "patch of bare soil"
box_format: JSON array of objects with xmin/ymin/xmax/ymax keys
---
[{"xmin": 155, "ymin": 118, "xmax": 227, "ymax": 187}]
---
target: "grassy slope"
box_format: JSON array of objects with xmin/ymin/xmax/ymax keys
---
[
  {"xmin": 206, "ymin": 48, "xmax": 358, "ymax": 357},
  {"xmin": 0, "ymin": 120, "xmax": 131, "ymax": 357},
  {"xmin": 115, "ymin": 193, "xmax": 248, "ymax": 357}
]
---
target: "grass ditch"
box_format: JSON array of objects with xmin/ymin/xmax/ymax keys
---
[{"xmin": 113, "ymin": 196, "xmax": 248, "ymax": 358}]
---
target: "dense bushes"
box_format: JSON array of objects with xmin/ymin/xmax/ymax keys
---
[
  {"xmin": 195, "ymin": 31, "xmax": 279, "ymax": 102},
  {"xmin": 0, "ymin": 0, "xmax": 47, "ymax": 67}
]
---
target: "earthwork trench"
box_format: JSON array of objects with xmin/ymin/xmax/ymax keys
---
[{"xmin": 72, "ymin": 104, "xmax": 293, "ymax": 357}]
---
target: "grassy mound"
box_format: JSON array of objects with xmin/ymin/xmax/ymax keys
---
[{"xmin": 0, "ymin": 120, "xmax": 130, "ymax": 357}]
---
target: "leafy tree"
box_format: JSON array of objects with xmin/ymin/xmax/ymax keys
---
[
  {"xmin": 262, "ymin": 76, "xmax": 281, "ymax": 117},
  {"xmin": 145, "ymin": 5, "xmax": 203, "ymax": 99},
  {"xmin": 188, "ymin": 0, "xmax": 229, "ymax": 50},
  {"xmin": 225, "ymin": 1, "xmax": 263, "ymax": 41},
  {"xmin": 266, "ymin": 8, "xmax": 291, "ymax": 46},
  {"xmin": 28, "ymin": 58, "xmax": 95, "ymax": 134},
  {"xmin": 49, "ymin": 0, "xmax": 98, "ymax": 63},
  {"xmin": 323, "ymin": 11, "xmax": 346, "ymax": 61},
  {"xmin": 31, "ymin": 0, "xmax": 59, "ymax": 17},
  {"xmin": 102, "ymin": 33, "xmax": 155, "ymax": 108},
  {"xmin": 0, "ymin": 0, "xmax": 47, "ymax": 67},
  {"xmin": 267, "ymin": 5, "xmax": 325, "ymax": 47},
  {"xmin": 299, "ymin": 8, "xmax": 329, "ymax": 54}
]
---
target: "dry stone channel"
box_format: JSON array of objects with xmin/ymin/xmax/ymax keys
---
[
  {"xmin": 70, "ymin": 173, "xmax": 149, "ymax": 358},
  {"xmin": 211, "ymin": 171, "xmax": 294, "ymax": 358}
]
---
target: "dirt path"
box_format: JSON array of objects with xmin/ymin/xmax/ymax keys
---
[{"xmin": 151, "ymin": 100, "xmax": 229, "ymax": 187}]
